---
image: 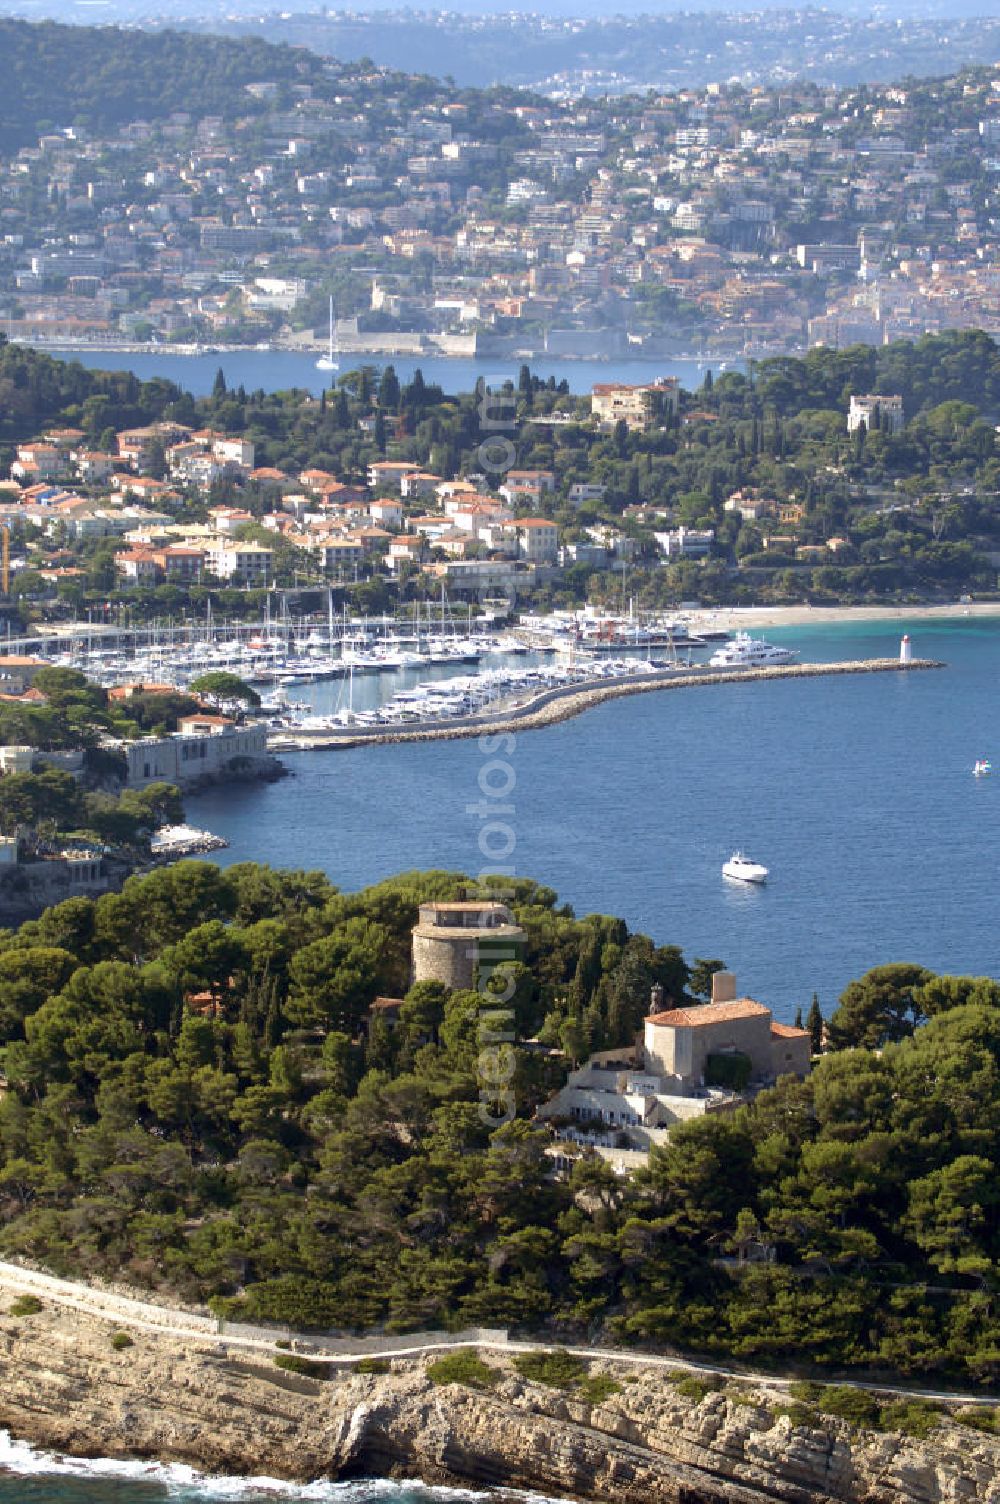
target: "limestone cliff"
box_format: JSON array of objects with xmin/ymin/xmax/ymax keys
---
[{"xmin": 0, "ymin": 1299, "xmax": 996, "ymax": 1503}]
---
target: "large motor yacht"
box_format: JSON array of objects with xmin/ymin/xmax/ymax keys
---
[{"xmin": 709, "ymin": 632, "xmax": 797, "ymax": 668}]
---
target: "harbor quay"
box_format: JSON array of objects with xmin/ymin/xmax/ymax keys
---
[{"xmin": 267, "ymin": 656, "xmax": 945, "ymax": 752}]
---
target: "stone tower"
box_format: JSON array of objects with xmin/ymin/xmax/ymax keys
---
[{"xmin": 411, "ymin": 901, "xmax": 525, "ymax": 990}]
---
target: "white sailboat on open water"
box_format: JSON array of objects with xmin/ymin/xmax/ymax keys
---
[{"xmin": 316, "ymin": 295, "xmax": 339, "ymax": 372}]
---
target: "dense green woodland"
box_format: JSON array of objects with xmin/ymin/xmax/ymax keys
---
[
  {"xmin": 0, "ymin": 668, "xmax": 194, "ymax": 848},
  {"xmin": 0, "ymin": 23, "xmax": 328, "ymax": 151},
  {"xmin": 0, "ymin": 859, "xmax": 997, "ymax": 1384},
  {"xmin": 4, "ymin": 331, "xmax": 1000, "ymax": 605}
]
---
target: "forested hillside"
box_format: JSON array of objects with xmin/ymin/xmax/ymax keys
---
[
  {"xmin": 0, "ymin": 22, "xmax": 328, "ymax": 150},
  {"xmin": 0, "ymin": 860, "xmax": 997, "ymax": 1383}
]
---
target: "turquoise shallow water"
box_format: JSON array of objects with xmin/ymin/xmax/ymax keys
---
[{"xmin": 187, "ymin": 617, "xmax": 1000, "ymax": 1020}]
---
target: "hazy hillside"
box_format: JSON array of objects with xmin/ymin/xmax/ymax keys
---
[{"xmin": 153, "ymin": 8, "xmax": 1000, "ymax": 92}]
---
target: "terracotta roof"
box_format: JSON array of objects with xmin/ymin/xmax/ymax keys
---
[
  {"xmin": 648, "ymin": 999, "xmax": 771, "ymax": 1028},
  {"xmin": 770, "ymin": 1022, "xmax": 810, "ymax": 1039}
]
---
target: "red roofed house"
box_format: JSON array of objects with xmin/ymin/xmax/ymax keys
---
[
  {"xmin": 537, "ymin": 969, "xmax": 811, "ymax": 1168},
  {"xmin": 506, "ymin": 516, "xmax": 558, "ymax": 562}
]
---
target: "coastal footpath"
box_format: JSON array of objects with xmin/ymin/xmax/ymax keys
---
[
  {"xmin": 269, "ymin": 657, "xmax": 944, "ymax": 752},
  {"xmin": 0, "ymin": 1264, "xmax": 997, "ymax": 1502}
]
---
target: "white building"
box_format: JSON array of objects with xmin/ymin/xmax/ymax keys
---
[
  {"xmin": 655, "ymin": 526, "xmax": 715, "ymax": 559},
  {"xmin": 203, "ymin": 540, "xmax": 272, "ymax": 585},
  {"xmin": 508, "ymin": 518, "xmax": 559, "ymax": 563},
  {"xmin": 537, "ymin": 972, "xmax": 811, "ymax": 1170},
  {"xmin": 124, "ymin": 716, "xmax": 271, "ymax": 789},
  {"xmin": 848, "ymin": 394, "xmax": 904, "ymax": 435}
]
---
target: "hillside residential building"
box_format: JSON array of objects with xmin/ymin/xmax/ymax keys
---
[
  {"xmin": 508, "ymin": 517, "xmax": 559, "ymax": 562},
  {"xmin": 537, "ymin": 970, "xmax": 811, "ymax": 1171},
  {"xmin": 367, "ymin": 460, "xmax": 420, "ymax": 489},
  {"xmin": 847, "ymin": 393, "xmax": 905, "ymax": 434},
  {"xmin": 203, "ymin": 540, "xmax": 272, "ymax": 585},
  {"xmin": 655, "ymin": 526, "xmax": 715, "ymax": 558},
  {"xmin": 591, "ymin": 377, "xmax": 680, "ymax": 431}
]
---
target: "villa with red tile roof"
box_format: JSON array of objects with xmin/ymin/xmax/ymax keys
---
[{"xmin": 537, "ymin": 970, "xmax": 811, "ymax": 1170}]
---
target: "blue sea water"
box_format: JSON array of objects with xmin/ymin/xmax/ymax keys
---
[
  {"xmin": 185, "ymin": 617, "xmax": 1000, "ymax": 1021},
  {"xmin": 1, "ymin": 616, "xmax": 988, "ymax": 1495},
  {"xmin": 42, "ymin": 348, "xmax": 723, "ymax": 399}
]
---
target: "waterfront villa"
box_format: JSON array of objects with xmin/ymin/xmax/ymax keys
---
[
  {"xmin": 537, "ymin": 970, "xmax": 811, "ymax": 1172},
  {"xmin": 123, "ymin": 716, "xmax": 274, "ymax": 790}
]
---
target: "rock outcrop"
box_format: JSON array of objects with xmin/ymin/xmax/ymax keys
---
[{"xmin": 0, "ymin": 1298, "xmax": 996, "ymax": 1503}]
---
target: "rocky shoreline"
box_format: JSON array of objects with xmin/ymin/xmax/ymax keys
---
[{"xmin": 0, "ymin": 1289, "xmax": 997, "ymax": 1503}]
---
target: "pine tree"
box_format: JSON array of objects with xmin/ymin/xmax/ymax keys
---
[{"xmin": 379, "ymin": 365, "xmax": 401, "ymax": 411}]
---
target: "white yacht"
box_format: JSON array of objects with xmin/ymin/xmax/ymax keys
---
[
  {"xmin": 722, "ymin": 851, "xmax": 769, "ymax": 884},
  {"xmin": 709, "ymin": 632, "xmax": 797, "ymax": 668}
]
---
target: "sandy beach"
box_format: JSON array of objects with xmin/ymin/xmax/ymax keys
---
[{"xmin": 686, "ymin": 601, "xmax": 1000, "ymax": 631}]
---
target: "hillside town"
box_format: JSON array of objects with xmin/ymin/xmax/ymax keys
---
[
  {"xmin": 5, "ymin": 53, "xmax": 1000, "ymax": 358},
  {"xmin": 5, "ymin": 363, "xmax": 976, "ymax": 611}
]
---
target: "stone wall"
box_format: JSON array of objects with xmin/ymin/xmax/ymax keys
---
[{"xmin": 411, "ymin": 929, "xmax": 481, "ymax": 990}]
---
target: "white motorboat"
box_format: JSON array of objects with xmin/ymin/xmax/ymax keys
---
[
  {"xmin": 709, "ymin": 632, "xmax": 797, "ymax": 668},
  {"xmin": 722, "ymin": 851, "xmax": 769, "ymax": 884},
  {"xmin": 974, "ymin": 758, "xmax": 992, "ymax": 777}
]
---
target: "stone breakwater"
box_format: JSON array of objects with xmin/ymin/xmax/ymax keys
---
[
  {"xmin": 0, "ymin": 1288, "xmax": 997, "ymax": 1504},
  {"xmin": 268, "ymin": 658, "xmax": 944, "ymax": 752}
]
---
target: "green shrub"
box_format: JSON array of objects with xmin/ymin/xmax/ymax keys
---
[
  {"xmin": 8, "ymin": 1295, "xmax": 42, "ymax": 1317},
  {"xmin": 356, "ymin": 1357, "xmax": 390, "ymax": 1375},
  {"xmin": 788, "ymin": 1380, "xmax": 823, "ymax": 1403},
  {"xmin": 774, "ymin": 1401, "xmax": 822, "ymax": 1429},
  {"xmin": 815, "ymin": 1386, "xmax": 880, "ymax": 1429},
  {"xmin": 878, "ymin": 1400, "xmax": 941, "ymax": 1439},
  {"xmin": 954, "ymin": 1406, "xmax": 999, "ymax": 1434},
  {"xmin": 514, "ymin": 1349, "xmax": 586, "ymax": 1390},
  {"xmin": 110, "ymin": 1331, "xmax": 134, "ymax": 1351},
  {"xmin": 426, "ymin": 1351, "xmax": 500, "ymax": 1390},
  {"xmin": 274, "ymin": 1353, "xmax": 332, "ymax": 1380},
  {"xmin": 673, "ymin": 1375, "xmax": 723, "ymax": 1402},
  {"xmin": 578, "ymin": 1375, "xmax": 621, "ymax": 1405},
  {"xmin": 724, "ymin": 1382, "xmax": 760, "ymax": 1406},
  {"xmin": 704, "ymin": 1051, "xmax": 752, "ymax": 1091}
]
